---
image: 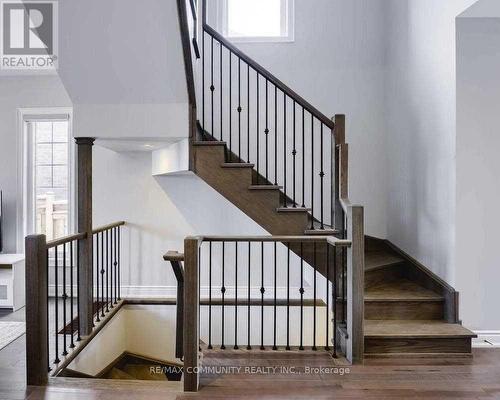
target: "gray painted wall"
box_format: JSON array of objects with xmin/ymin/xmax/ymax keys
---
[{"xmin": 456, "ymin": 6, "xmax": 500, "ymax": 330}]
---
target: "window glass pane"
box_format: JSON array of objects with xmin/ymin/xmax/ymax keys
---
[
  {"xmin": 35, "ymin": 122, "xmax": 52, "ymax": 142},
  {"xmin": 52, "ymin": 166, "xmax": 68, "ymax": 188},
  {"xmin": 53, "ymin": 143, "xmax": 68, "ymax": 164},
  {"xmin": 53, "ymin": 121, "xmax": 69, "ymax": 142},
  {"xmin": 35, "ymin": 143, "xmax": 52, "ymax": 165},
  {"xmin": 32, "ymin": 118, "xmax": 70, "ymax": 240},
  {"xmin": 227, "ymin": 0, "xmax": 282, "ymax": 37},
  {"xmin": 36, "ymin": 166, "xmax": 52, "ymax": 187}
]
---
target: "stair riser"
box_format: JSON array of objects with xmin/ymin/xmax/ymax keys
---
[
  {"xmin": 365, "ymin": 264, "xmax": 404, "ymax": 288},
  {"xmin": 365, "ymin": 337, "xmax": 472, "ymax": 354},
  {"xmin": 365, "ymin": 301, "xmax": 444, "ymax": 320}
]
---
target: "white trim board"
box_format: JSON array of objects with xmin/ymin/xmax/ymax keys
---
[{"xmin": 473, "ymin": 331, "xmax": 500, "ymax": 348}]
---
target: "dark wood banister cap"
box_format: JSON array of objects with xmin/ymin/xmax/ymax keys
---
[
  {"xmin": 74, "ymin": 137, "xmax": 96, "ymax": 146},
  {"xmin": 164, "ymin": 251, "xmax": 185, "ymax": 262}
]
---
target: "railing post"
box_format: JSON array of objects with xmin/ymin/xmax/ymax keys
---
[
  {"xmin": 346, "ymin": 205, "xmax": 364, "ymax": 364},
  {"xmin": 25, "ymin": 234, "xmax": 48, "ymax": 386},
  {"xmin": 75, "ymin": 137, "xmax": 95, "ymax": 336},
  {"xmin": 183, "ymin": 237, "xmax": 200, "ymax": 392}
]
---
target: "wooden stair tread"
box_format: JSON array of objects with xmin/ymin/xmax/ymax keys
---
[
  {"xmin": 221, "ymin": 163, "xmax": 255, "ymax": 168},
  {"xmin": 108, "ymin": 367, "xmax": 136, "ymax": 380},
  {"xmin": 193, "ymin": 141, "xmax": 227, "ymax": 146},
  {"xmin": 364, "ymin": 320, "xmax": 477, "ymax": 339},
  {"xmin": 277, "ymin": 207, "xmax": 311, "ymax": 213},
  {"xmin": 248, "ymin": 185, "xmax": 282, "ymax": 190},
  {"xmin": 365, "ymin": 251, "xmax": 405, "ymax": 271},
  {"xmin": 365, "ymin": 279, "xmax": 443, "ymax": 302}
]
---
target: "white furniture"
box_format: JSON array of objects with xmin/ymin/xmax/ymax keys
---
[{"xmin": 0, "ymin": 254, "xmax": 25, "ymax": 311}]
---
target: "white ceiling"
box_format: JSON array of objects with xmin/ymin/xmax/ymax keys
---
[{"xmin": 57, "ymin": 0, "xmax": 187, "ymax": 105}]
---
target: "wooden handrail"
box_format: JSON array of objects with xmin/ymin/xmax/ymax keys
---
[
  {"xmin": 92, "ymin": 221, "xmax": 125, "ymax": 234},
  {"xmin": 191, "ymin": 235, "xmax": 351, "ymax": 247},
  {"xmin": 163, "ymin": 251, "xmax": 185, "ymax": 262},
  {"xmin": 203, "ymin": 23, "xmax": 335, "ymax": 130},
  {"xmin": 46, "ymin": 232, "xmax": 87, "ymax": 249}
]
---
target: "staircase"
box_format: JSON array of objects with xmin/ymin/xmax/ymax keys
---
[{"xmin": 179, "ymin": 0, "xmax": 476, "ymax": 368}]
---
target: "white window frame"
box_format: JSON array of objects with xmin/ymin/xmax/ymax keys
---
[
  {"xmin": 16, "ymin": 108, "xmax": 75, "ymax": 252},
  {"xmin": 218, "ymin": 0, "xmax": 295, "ymax": 43}
]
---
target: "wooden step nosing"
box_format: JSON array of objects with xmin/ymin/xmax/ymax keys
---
[
  {"xmin": 364, "ymin": 352, "xmax": 473, "ymax": 359},
  {"xmin": 221, "ymin": 163, "xmax": 255, "ymax": 168},
  {"xmin": 365, "ymin": 260, "xmax": 406, "ymax": 272},
  {"xmin": 248, "ymin": 185, "xmax": 283, "ymax": 190},
  {"xmin": 277, "ymin": 207, "xmax": 311, "ymax": 213},
  {"xmin": 304, "ymin": 229, "xmax": 340, "ymax": 235},
  {"xmin": 363, "ymin": 297, "xmax": 445, "ymax": 303},
  {"xmin": 193, "ymin": 141, "xmax": 227, "ymax": 146},
  {"xmin": 365, "ymin": 333, "xmax": 476, "ymax": 339}
]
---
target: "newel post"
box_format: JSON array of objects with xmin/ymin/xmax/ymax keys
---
[
  {"xmin": 25, "ymin": 234, "xmax": 48, "ymax": 386},
  {"xmin": 75, "ymin": 137, "xmax": 95, "ymax": 336},
  {"xmin": 346, "ymin": 205, "xmax": 365, "ymax": 364},
  {"xmin": 183, "ymin": 237, "xmax": 200, "ymax": 392}
]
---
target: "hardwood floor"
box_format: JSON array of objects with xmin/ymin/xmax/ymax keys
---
[{"xmin": 2, "ymin": 321, "xmax": 500, "ymax": 400}]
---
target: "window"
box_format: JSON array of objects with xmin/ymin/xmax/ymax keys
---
[
  {"xmin": 220, "ymin": 0, "xmax": 294, "ymax": 42},
  {"xmin": 21, "ymin": 112, "xmax": 74, "ymax": 243}
]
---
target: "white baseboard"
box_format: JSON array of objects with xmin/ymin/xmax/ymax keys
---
[{"xmin": 473, "ymin": 331, "xmax": 500, "ymax": 348}]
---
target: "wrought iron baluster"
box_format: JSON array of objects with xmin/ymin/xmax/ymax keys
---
[
  {"xmin": 238, "ymin": 58, "xmax": 242, "ymax": 160},
  {"xmin": 293, "ymin": 101, "xmax": 297, "ymax": 207},
  {"xmin": 326, "ymin": 243, "xmax": 331, "ymax": 351},
  {"xmin": 46, "ymin": 250, "xmax": 51, "ymax": 371},
  {"xmin": 274, "ymin": 86, "xmax": 278, "ymax": 185},
  {"xmin": 210, "ymin": 37, "xmax": 214, "ymax": 139},
  {"xmin": 62, "ymin": 243, "xmax": 67, "ymax": 356},
  {"xmin": 208, "ymin": 242, "xmax": 213, "ymax": 349},
  {"xmin": 299, "ymin": 243, "xmax": 304, "ymax": 350},
  {"xmin": 106, "ymin": 231, "xmax": 109, "ymax": 312},
  {"xmin": 234, "ymin": 242, "xmax": 239, "ymax": 349},
  {"xmin": 220, "ymin": 41, "xmax": 223, "ymax": 141},
  {"xmin": 273, "ymin": 242, "xmax": 277, "ymax": 350},
  {"xmin": 76, "ymin": 240, "xmax": 81, "ymax": 342},
  {"xmin": 202, "ymin": 30, "xmax": 205, "ymax": 132},
  {"xmin": 256, "ymin": 73, "xmax": 260, "ymax": 183},
  {"xmin": 247, "ymin": 64, "xmax": 250, "ymax": 162},
  {"xmin": 100, "ymin": 232, "xmax": 105, "ymax": 318},
  {"xmin": 265, "ymin": 79, "xmax": 269, "ymax": 181},
  {"xmin": 320, "ymin": 124, "xmax": 325, "ymax": 229},
  {"xmin": 69, "ymin": 241, "xmax": 75, "ymax": 349},
  {"xmin": 221, "ymin": 242, "xmax": 226, "ymax": 349},
  {"xmin": 260, "ymin": 242, "xmax": 265, "ymax": 350},
  {"xmin": 54, "ymin": 246, "xmax": 60, "ymax": 364},
  {"xmin": 247, "ymin": 241, "xmax": 251, "ymax": 350},
  {"xmin": 95, "ymin": 234, "xmax": 100, "ymax": 322},
  {"xmin": 286, "ymin": 244, "xmax": 290, "ymax": 350},
  {"xmin": 302, "ymin": 108, "xmax": 306, "ymax": 208},
  {"xmin": 311, "ymin": 116, "xmax": 315, "ymax": 229},
  {"xmin": 110, "ymin": 229, "xmax": 114, "ymax": 309},
  {"xmin": 117, "ymin": 227, "xmax": 121, "ymax": 301},
  {"xmin": 229, "ymin": 51, "xmax": 232, "ymax": 159},
  {"xmin": 283, "ymin": 94, "xmax": 287, "ymax": 207},
  {"xmin": 313, "ymin": 242, "xmax": 317, "ymax": 351},
  {"xmin": 333, "ymin": 246, "xmax": 338, "ymax": 357}
]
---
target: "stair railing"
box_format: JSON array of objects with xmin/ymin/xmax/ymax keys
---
[
  {"xmin": 25, "ymin": 221, "xmax": 125, "ymax": 385},
  {"xmin": 182, "ymin": 235, "xmax": 356, "ymax": 392},
  {"xmin": 199, "ymin": 12, "xmax": 338, "ymax": 231}
]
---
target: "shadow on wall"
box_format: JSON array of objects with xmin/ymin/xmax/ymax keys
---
[{"xmin": 154, "ymin": 173, "xmax": 268, "ymax": 237}]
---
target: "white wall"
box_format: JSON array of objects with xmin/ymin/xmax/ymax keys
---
[
  {"xmin": 456, "ymin": 4, "xmax": 500, "ymax": 331},
  {"xmin": 384, "ymin": 0, "xmax": 477, "ymax": 283},
  {"xmin": 0, "ymin": 76, "xmax": 72, "ymax": 253},
  {"xmin": 206, "ymin": 0, "xmax": 389, "ymax": 237}
]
